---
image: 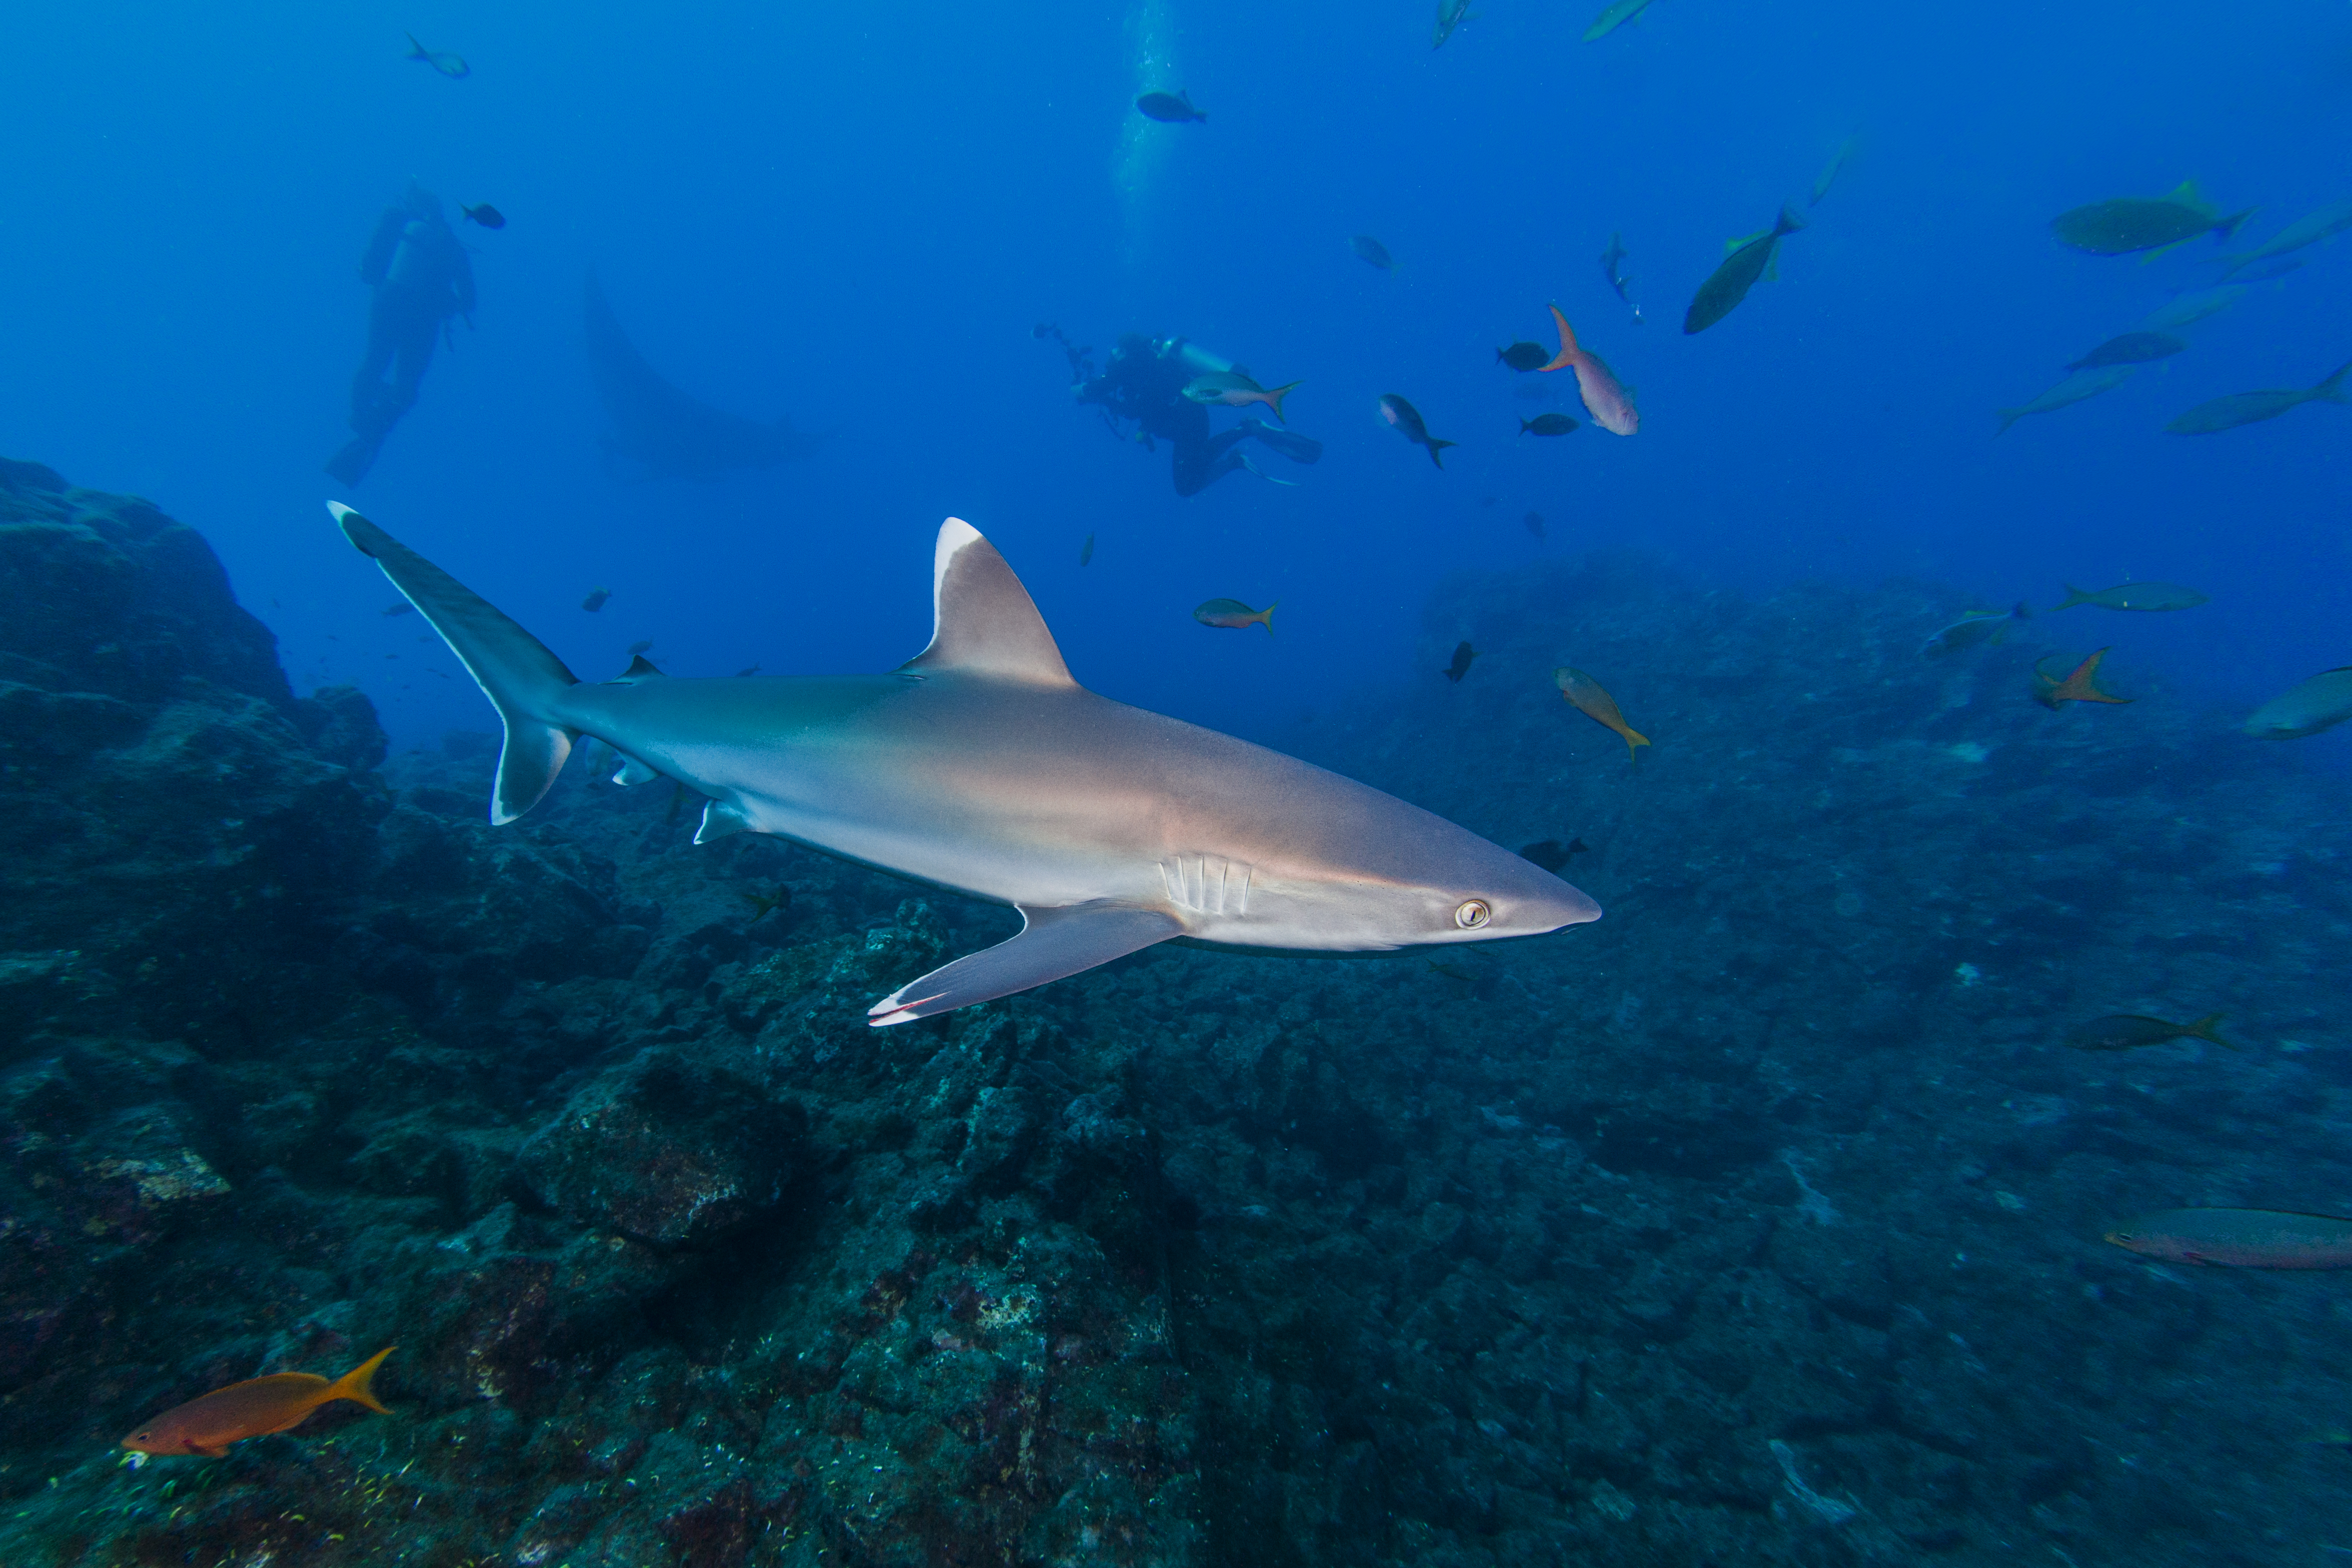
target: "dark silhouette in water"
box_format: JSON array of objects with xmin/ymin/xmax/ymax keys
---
[
  {"xmin": 584, "ymin": 272, "xmax": 816, "ymax": 480},
  {"xmin": 1073, "ymin": 334, "xmax": 1320, "ymax": 496},
  {"xmin": 327, "ymin": 183, "xmax": 474, "ymax": 486}
]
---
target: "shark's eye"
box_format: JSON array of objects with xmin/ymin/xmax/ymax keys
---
[{"xmin": 1454, "ymin": 900, "xmax": 1490, "ymax": 930}]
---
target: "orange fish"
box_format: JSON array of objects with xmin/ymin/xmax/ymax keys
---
[
  {"xmin": 2035, "ymin": 648, "xmax": 2132, "ymax": 709},
  {"xmin": 122, "ymin": 1347, "xmax": 396, "ymax": 1458},
  {"xmin": 1555, "ymin": 667, "xmax": 1649, "ymax": 760},
  {"xmin": 1539, "ymin": 305, "xmax": 1639, "ymax": 436}
]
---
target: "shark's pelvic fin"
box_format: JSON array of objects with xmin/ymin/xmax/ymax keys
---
[
  {"xmin": 694, "ymin": 799, "xmax": 754, "ymax": 844},
  {"xmin": 611, "ymin": 752, "xmax": 660, "ymax": 786},
  {"xmin": 900, "ymin": 518, "xmax": 1076, "ymax": 686},
  {"xmin": 867, "ymin": 902, "xmax": 1183, "ymax": 1026},
  {"xmin": 329, "ymin": 503, "xmax": 581, "ymax": 825}
]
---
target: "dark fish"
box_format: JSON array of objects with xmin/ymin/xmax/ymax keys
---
[
  {"xmin": 1442, "ymin": 641, "xmax": 1478, "ymax": 682},
  {"xmin": 382, "ymin": 601, "xmax": 415, "ymax": 617},
  {"xmin": 1811, "ymin": 136, "xmax": 1858, "ymax": 206},
  {"xmin": 1194, "ymin": 598, "xmax": 1276, "ymax": 633},
  {"xmin": 1599, "ymin": 232, "xmax": 1643, "ymax": 323},
  {"xmin": 2052, "ymin": 581, "xmax": 2206, "ymax": 612},
  {"xmin": 1079, "ymin": 533, "xmax": 1095, "ymax": 566},
  {"xmin": 1518, "ymin": 838, "xmax": 1590, "ymax": 872},
  {"xmin": 1583, "ymin": 0, "xmax": 1655, "ymax": 40},
  {"xmin": 1495, "ymin": 341, "xmax": 1550, "ymax": 372},
  {"xmin": 2244, "ymin": 668, "xmax": 2352, "ymax": 740},
  {"xmin": 1378, "ymin": 394, "xmax": 1456, "ymax": 468},
  {"xmin": 1685, "ymin": 204, "xmax": 1806, "ymax": 335},
  {"xmin": 581, "ymin": 586, "xmax": 610, "ymax": 612},
  {"xmin": 460, "ymin": 203, "xmax": 505, "ymax": 229},
  {"xmin": 627, "ymin": 639, "xmax": 654, "ymax": 656},
  {"xmin": 1519, "ymin": 413, "xmax": 1579, "ymax": 436},
  {"xmin": 739, "ymin": 886, "xmax": 790, "ymax": 922},
  {"xmin": 1997, "ymin": 366, "xmax": 2136, "ymax": 434},
  {"xmin": 735, "ymin": 664, "xmax": 761, "ymax": 677},
  {"xmin": 2066, "ymin": 1012, "xmax": 2233, "ymax": 1052},
  {"xmin": 2033, "ymin": 648, "xmax": 2131, "ymax": 708},
  {"xmin": 124, "ymin": 1348, "xmax": 395, "ymax": 1458},
  {"xmin": 1523, "ymin": 510, "xmax": 1545, "ymax": 542},
  {"xmin": 1433, "ymin": 0, "xmax": 1475, "ymax": 48},
  {"xmin": 1919, "ymin": 602, "xmax": 2028, "ymax": 658},
  {"xmin": 403, "ymin": 32, "xmax": 468, "ymax": 78},
  {"xmin": 2051, "ymin": 183, "xmax": 2254, "ymax": 256},
  {"xmin": 2220, "ymin": 198, "xmax": 2352, "ymax": 277},
  {"xmin": 2106, "ymin": 1209, "xmax": 2352, "ymax": 1269},
  {"xmin": 2167, "ymin": 360, "xmax": 2351, "ymax": 435},
  {"xmin": 1136, "ymin": 90, "xmax": 1205, "ymax": 124},
  {"xmin": 2065, "ymin": 331, "xmax": 2185, "ymax": 372},
  {"xmin": 1351, "ymin": 234, "xmax": 1395, "ymax": 271}
]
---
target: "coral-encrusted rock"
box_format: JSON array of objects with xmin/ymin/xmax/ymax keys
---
[
  {"xmin": 0, "ymin": 459, "xmax": 290, "ymax": 708},
  {"xmin": 0, "ymin": 460, "xmax": 390, "ymax": 1012},
  {"xmin": 517, "ymin": 1047, "xmax": 805, "ymax": 1247}
]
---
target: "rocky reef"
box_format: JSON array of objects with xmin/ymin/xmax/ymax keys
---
[{"xmin": 4, "ymin": 460, "xmax": 2349, "ymax": 1566}]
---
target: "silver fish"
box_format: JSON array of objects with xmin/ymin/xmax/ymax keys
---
[
  {"xmin": 332, "ymin": 506, "xmax": 1597, "ymax": 1024},
  {"xmin": 1996, "ymin": 365, "xmax": 2136, "ymax": 435}
]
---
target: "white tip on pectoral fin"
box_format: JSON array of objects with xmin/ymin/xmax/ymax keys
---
[{"xmin": 867, "ymin": 902, "xmax": 1183, "ymax": 1026}]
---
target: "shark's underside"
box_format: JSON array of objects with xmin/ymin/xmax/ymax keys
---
[{"xmin": 332, "ymin": 506, "xmax": 1599, "ymax": 1023}]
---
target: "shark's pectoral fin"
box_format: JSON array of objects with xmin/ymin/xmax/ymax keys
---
[{"xmin": 867, "ymin": 902, "xmax": 1183, "ymax": 1026}]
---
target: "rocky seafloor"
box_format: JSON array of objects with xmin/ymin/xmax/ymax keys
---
[{"xmin": 3, "ymin": 455, "xmax": 2349, "ymax": 1567}]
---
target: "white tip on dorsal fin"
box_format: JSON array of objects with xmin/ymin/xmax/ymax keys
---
[{"xmin": 901, "ymin": 518, "xmax": 1075, "ymax": 686}]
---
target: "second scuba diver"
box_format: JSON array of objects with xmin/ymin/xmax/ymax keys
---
[{"xmin": 1067, "ymin": 333, "xmax": 1322, "ymax": 497}]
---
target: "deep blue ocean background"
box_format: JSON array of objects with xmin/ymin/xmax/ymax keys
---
[{"xmin": 5, "ymin": 1, "xmax": 2347, "ymax": 753}]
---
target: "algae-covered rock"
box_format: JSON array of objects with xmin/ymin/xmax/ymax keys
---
[{"xmin": 518, "ymin": 1047, "xmax": 806, "ymax": 1247}]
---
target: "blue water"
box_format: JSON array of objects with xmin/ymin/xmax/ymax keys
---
[{"xmin": 4, "ymin": 2, "xmax": 2345, "ymax": 754}]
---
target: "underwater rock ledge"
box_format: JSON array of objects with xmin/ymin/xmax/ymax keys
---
[{"xmin": 4, "ymin": 463, "xmax": 2350, "ymax": 1567}]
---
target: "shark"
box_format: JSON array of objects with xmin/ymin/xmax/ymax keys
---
[
  {"xmin": 330, "ymin": 505, "xmax": 1600, "ymax": 1024},
  {"xmin": 584, "ymin": 271, "xmax": 818, "ymax": 480}
]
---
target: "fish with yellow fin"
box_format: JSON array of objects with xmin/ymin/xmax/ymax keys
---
[
  {"xmin": 2034, "ymin": 648, "xmax": 2132, "ymax": 708},
  {"xmin": 122, "ymin": 1347, "xmax": 396, "ymax": 1458},
  {"xmin": 1555, "ymin": 668, "xmax": 1649, "ymax": 760}
]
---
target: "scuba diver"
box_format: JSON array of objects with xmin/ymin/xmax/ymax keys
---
[
  {"xmin": 327, "ymin": 182, "xmax": 475, "ymax": 486},
  {"xmin": 1053, "ymin": 329, "xmax": 1322, "ymax": 497}
]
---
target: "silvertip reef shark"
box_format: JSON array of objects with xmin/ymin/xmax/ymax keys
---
[{"xmin": 330, "ymin": 505, "xmax": 1600, "ymax": 1025}]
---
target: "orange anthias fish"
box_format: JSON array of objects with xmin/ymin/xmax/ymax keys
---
[
  {"xmin": 122, "ymin": 1347, "xmax": 396, "ymax": 1458},
  {"xmin": 1539, "ymin": 305, "xmax": 1639, "ymax": 435},
  {"xmin": 2035, "ymin": 647, "xmax": 2133, "ymax": 709},
  {"xmin": 1555, "ymin": 667, "xmax": 1649, "ymax": 760},
  {"xmin": 2105, "ymin": 1210, "xmax": 2352, "ymax": 1269}
]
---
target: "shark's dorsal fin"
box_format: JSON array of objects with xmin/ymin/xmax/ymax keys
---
[
  {"xmin": 902, "ymin": 518, "xmax": 1075, "ymax": 686},
  {"xmin": 612, "ymin": 654, "xmax": 666, "ymax": 682}
]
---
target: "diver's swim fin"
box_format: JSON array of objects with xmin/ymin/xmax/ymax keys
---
[
  {"xmin": 1240, "ymin": 419, "xmax": 1324, "ymax": 465},
  {"xmin": 1238, "ymin": 451, "xmax": 1301, "ymax": 486},
  {"xmin": 325, "ymin": 435, "xmax": 385, "ymax": 487}
]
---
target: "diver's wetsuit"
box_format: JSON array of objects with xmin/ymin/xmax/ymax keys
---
[
  {"xmin": 327, "ymin": 184, "xmax": 476, "ymax": 486},
  {"xmin": 1076, "ymin": 335, "xmax": 1316, "ymax": 497}
]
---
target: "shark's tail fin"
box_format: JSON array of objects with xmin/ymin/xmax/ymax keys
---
[{"xmin": 328, "ymin": 504, "xmax": 581, "ymax": 824}]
